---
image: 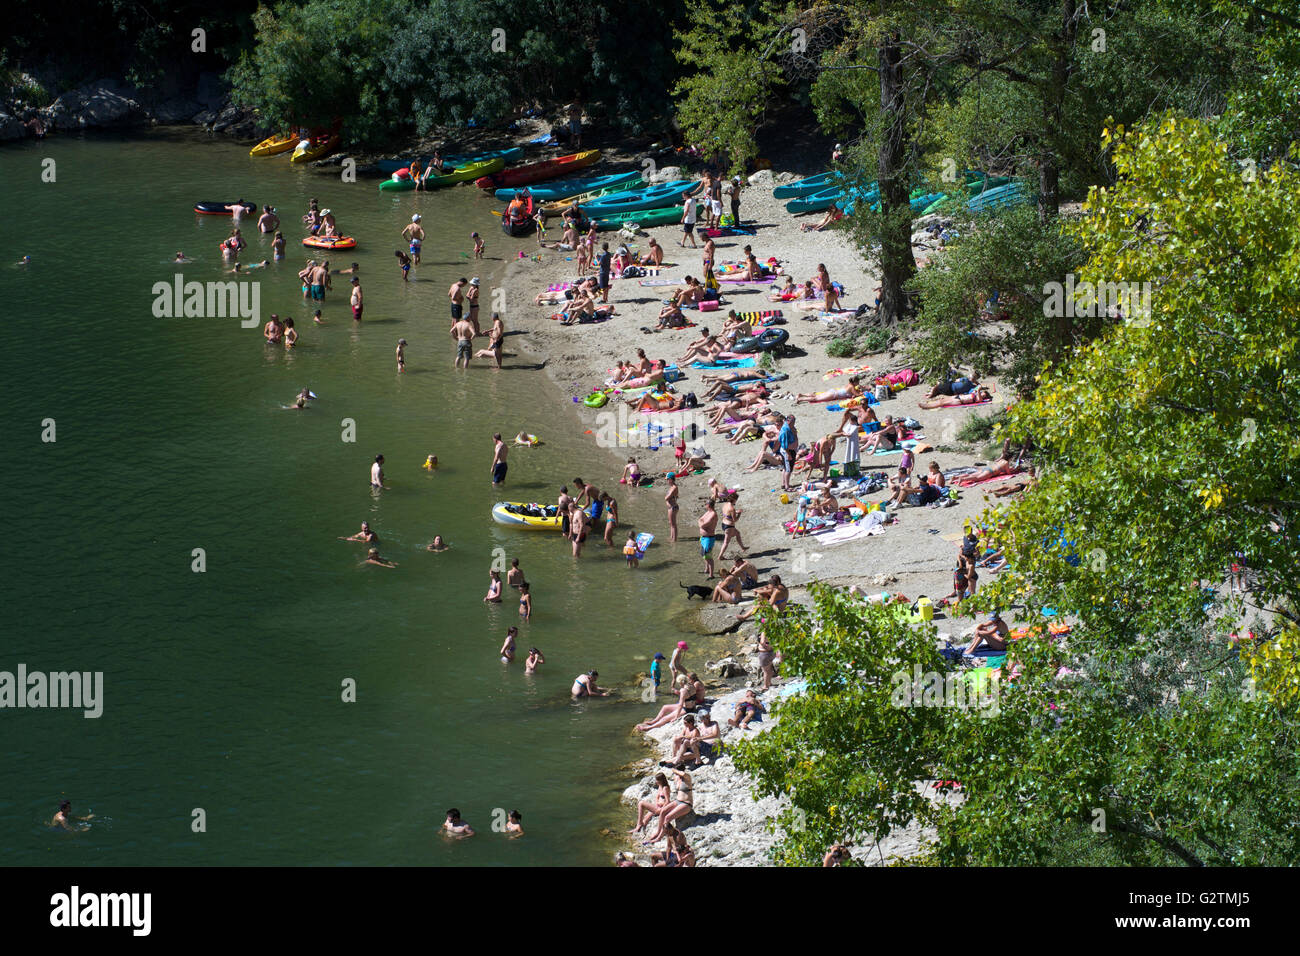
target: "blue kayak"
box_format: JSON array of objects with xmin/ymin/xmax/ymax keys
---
[
  {"xmin": 773, "ymin": 171, "xmax": 837, "ymax": 199},
  {"xmin": 968, "ymin": 181, "xmax": 1030, "ymax": 211},
  {"xmin": 580, "ymin": 180, "xmax": 700, "ymax": 216},
  {"xmin": 787, "ymin": 184, "xmax": 851, "ymax": 214},
  {"xmin": 377, "ymin": 146, "xmax": 524, "ymax": 175},
  {"xmin": 494, "ymin": 170, "xmax": 642, "ymax": 202}
]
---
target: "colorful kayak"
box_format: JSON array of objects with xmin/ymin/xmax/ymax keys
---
[
  {"xmin": 250, "ymin": 131, "xmax": 301, "ymax": 158},
  {"xmin": 920, "ymin": 176, "xmax": 1013, "ymax": 215},
  {"xmin": 475, "ymin": 149, "xmax": 601, "ymax": 189},
  {"xmin": 786, "ymin": 184, "xmax": 849, "ymax": 214},
  {"xmin": 195, "ymin": 201, "xmax": 256, "ymax": 216},
  {"xmin": 538, "ymin": 176, "xmax": 646, "ymax": 215},
  {"xmin": 592, "ymin": 204, "xmax": 698, "ymax": 230},
  {"xmin": 492, "ymin": 502, "xmax": 563, "ymax": 530},
  {"xmin": 378, "ymin": 157, "xmax": 504, "ymax": 191},
  {"xmin": 290, "ymin": 133, "xmax": 340, "ymax": 164},
  {"xmin": 580, "ymin": 181, "xmax": 700, "ymax": 217},
  {"xmin": 773, "ymin": 171, "xmax": 837, "ymax": 199},
  {"xmin": 302, "ymin": 235, "xmax": 357, "ymax": 250},
  {"xmin": 495, "ymin": 170, "xmax": 642, "ymax": 202},
  {"xmin": 376, "ymin": 147, "xmax": 524, "ymax": 174}
]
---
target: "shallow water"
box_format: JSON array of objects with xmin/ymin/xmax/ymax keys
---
[{"xmin": 0, "ymin": 130, "xmax": 707, "ymax": 865}]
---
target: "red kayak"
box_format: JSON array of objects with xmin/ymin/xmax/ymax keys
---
[{"xmin": 475, "ymin": 149, "xmax": 601, "ymax": 190}]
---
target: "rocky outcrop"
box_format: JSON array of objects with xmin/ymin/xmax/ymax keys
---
[
  {"xmin": 0, "ymin": 112, "xmax": 25, "ymax": 141},
  {"xmin": 42, "ymin": 81, "xmax": 148, "ymax": 131},
  {"xmin": 153, "ymin": 98, "xmax": 203, "ymax": 124}
]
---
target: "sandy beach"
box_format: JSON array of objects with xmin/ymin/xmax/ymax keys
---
[{"xmin": 489, "ymin": 156, "xmax": 1030, "ymax": 863}]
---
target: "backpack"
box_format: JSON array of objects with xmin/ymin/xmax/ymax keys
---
[{"xmin": 685, "ymin": 392, "xmax": 699, "ymax": 408}]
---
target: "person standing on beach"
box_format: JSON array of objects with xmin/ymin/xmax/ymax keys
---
[
  {"xmin": 698, "ymin": 501, "xmax": 719, "ymax": 578},
  {"xmin": 597, "ymin": 243, "xmax": 612, "ymax": 304},
  {"xmin": 490, "ymin": 433, "xmax": 508, "ymax": 487},
  {"xmin": 452, "ymin": 315, "xmax": 476, "ymax": 368},
  {"xmin": 777, "ymin": 414, "xmax": 798, "ymax": 493},
  {"xmin": 449, "ymin": 277, "xmax": 467, "ymax": 323},
  {"xmin": 716, "ymin": 492, "xmax": 746, "ymax": 560},
  {"xmin": 402, "ymin": 214, "xmax": 424, "ymax": 266},
  {"xmin": 371, "ymin": 454, "xmax": 386, "ymax": 490},
  {"xmin": 679, "ymin": 195, "xmax": 697, "ymax": 248},
  {"xmin": 665, "ymin": 473, "xmax": 680, "ymax": 543}
]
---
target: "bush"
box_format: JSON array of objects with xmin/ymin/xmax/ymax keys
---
[
  {"xmin": 858, "ymin": 327, "xmax": 893, "ymax": 353},
  {"xmin": 826, "ymin": 338, "xmax": 857, "ymax": 358},
  {"xmin": 956, "ymin": 409, "xmax": 1006, "ymax": 444}
]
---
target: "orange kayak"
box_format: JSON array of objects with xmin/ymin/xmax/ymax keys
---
[{"xmin": 475, "ymin": 149, "xmax": 600, "ymax": 189}]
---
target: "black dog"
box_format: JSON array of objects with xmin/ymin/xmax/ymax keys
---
[{"xmin": 680, "ymin": 582, "xmax": 713, "ymax": 600}]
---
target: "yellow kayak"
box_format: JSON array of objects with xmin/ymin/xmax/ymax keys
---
[
  {"xmin": 492, "ymin": 502, "xmax": 562, "ymax": 530},
  {"xmin": 250, "ymin": 131, "xmax": 300, "ymax": 158},
  {"xmin": 290, "ymin": 133, "xmax": 340, "ymax": 164}
]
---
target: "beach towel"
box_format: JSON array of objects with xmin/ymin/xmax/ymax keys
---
[
  {"xmin": 691, "ymin": 357, "xmax": 757, "ymax": 369},
  {"xmin": 866, "ymin": 436, "xmax": 927, "ymax": 455},
  {"xmin": 823, "ymin": 366, "xmax": 873, "ymax": 380},
  {"xmin": 638, "ymin": 278, "xmax": 680, "ymax": 287}
]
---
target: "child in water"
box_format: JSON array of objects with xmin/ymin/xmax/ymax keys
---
[
  {"xmin": 395, "ymin": 249, "xmax": 412, "ymax": 281},
  {"xmin": 472, "ymin": 232, "xmax": 485, "ymax": 259},
  {"xmin": 396, "ymin": 339, "xmax": 406, "ymax": 372},
  {"xmin": 505, "ymin": 810, "xmax": 523, "ymax": 836},
  {"xmin": 624, "ymin": 532, "xmax": 641, "ymax": 568},
  {"xmin": 423, "ymin": 454, "xmax": 439, "ymax": 470}
]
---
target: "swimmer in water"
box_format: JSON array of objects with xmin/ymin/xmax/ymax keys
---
[
  {"xmin": 332, "ymin": 262, "xmax": 360, "ymax": 275},
  {"xmin": 340, "ymin": 521, "xmax": 378, "ymax": 543},
  {"xmin": 442, "ymin": 808, "xmax": 474, "ymax": 837},
  {"xmin": 507, "ymin": 558, "xmax": 524, "ymax": 590},
  {"xmin": 427, "ymin": 535, "xmax": 448, "ymax": 552},
  {"xmin": 505, "ymin": 810, "xmax": 523, "ymax": 836},
  {"xmin": 295, "ymin": 387, "xmax": 315, "ymax": 405},
  {"xmin": 272, "ymin": 232, "xmax": 285, "ymax": 260},
  {"xmin": 501, "ymin": 626, "xmax": 518, "ymax": 662},
  {"xmin": 363, "ymin": 547, "xmax": 396, "ymax": 568},
  {"xmin": 283, "ymin": 317, "xmax": 297, "ymax": 348},
  {"xmin": 525, "ymin": 647, "xmax": 544, "ymax": 674},
  {"xmin": 396, "ymin": 339, "xmax": 406, "ymax": 373},
  {"xmin": 423, "ymin": 454, "xmax": 438, "ymax": 470},
  {"xmin": 227, "ymin": 260, "xmax": 269, "ymax": 273},
  {"xmin": 172, "ymin": 252, "xmax": 190, "ymax": 263},
  {"xmin": 514, "ymin": 431, "xmax": 534, "ymax": 446},
  {"xmin": 51, "ymin": 800, "xmax": 94, "ymax": 831},
  {"xmin": 313, "ymin": 309, "xmax": 323, "ymax": 326},
  {"xmin": 483, "ymin": 569, "xmax": 503, "ymax": 603}
]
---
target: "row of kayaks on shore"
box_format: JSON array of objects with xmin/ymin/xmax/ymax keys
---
[{"xmin": 777, "ymin": 169, "xmax": 1027, "ymax": 215}]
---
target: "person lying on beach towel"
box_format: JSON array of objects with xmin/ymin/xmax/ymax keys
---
[
  {"xmin": 637, "ymin": 391, "xmax": 690, "ymax": 413},
  {"xmin": 801, "ymin": 207, "xmax": 844, "ymax": 232},
  {"xmin": 951, "ymin": 457, "xmax": 1021, "ymax": 486},
  {"xmin": 726, "ymin": 411, "xmax": 784, "ymax": 444},
  {"xmin": 795, "ymin": 376, "xmax": 864, "ymax": 404},
  {"xmin": 918, "ymin": 386, "xmax": 993, "ymax": 409},
  {"xmin": 656, "ymin": 303, "xmax": 689, "ymax": 329},
  {"xmin": 677, "ymin": 335, "xmax": 724, "ymax": 367},
  {"xmin": 707, "ymin": 387, "xmax": 770, "ymax": 427},
  {"xmin": 990, "ymin": 467, "xmax": 1037, "ymax": 497},
  {"xmin": 926, "ymin": 371, "xmax": 981, "ymax": 399}
]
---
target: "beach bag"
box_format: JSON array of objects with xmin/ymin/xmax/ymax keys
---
[
  {"xmin": 698, "ymin": 300, "xmax": 719, "ymax": 312},
  {"xmin": 874, "ymin": 384, "xmax": 891, "ymax": 402}
]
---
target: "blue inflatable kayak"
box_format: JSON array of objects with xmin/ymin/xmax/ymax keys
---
[{"xmin": 377, "ymin": 146, "xmax": 524, "ymax": 175}]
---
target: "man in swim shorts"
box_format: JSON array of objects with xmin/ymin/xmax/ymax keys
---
[
  {"xmin": 371, "ymin": 454, "xmax": 386, "ymax": 489},
  {"xmin": 449, "ymin": 277, "xmax": 467, "ymax": 321},
  {"xmin": 698, "ymin": 500, "xmax": 719, "ymax": 578},
  {"xmin": 402, "ymin": 214, "xmax": 425, "ymax": 266},
  {"xmin": 491, "ymin": 433, "xmax": 508, "ymax": 486},
  {"xmin": 451, "ymin": 316, "xmax": 476, "ymax": 368}
]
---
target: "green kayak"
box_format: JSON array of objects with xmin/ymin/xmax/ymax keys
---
[
  {"xmin": 378, "ymin": 157, "xmax": 505, "ymax": 191},
  {"xmin": 592, "ymin": 203, "xmax": 700, "ymax": 230}
]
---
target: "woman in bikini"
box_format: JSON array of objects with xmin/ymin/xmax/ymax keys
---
[
  {"xmin": 483, "ymin": 570, "xmax": 502, "ymax": 603},
  {"xmin": 716, "ymin": 493, "xmax": 746, "ymax": 560},
  {"xmin": 794, "ymin": 376, "xmax": 864, "ymax": 404},
  {"xmin": 518, "ymin": 582, "xmax": 532, "ymax": 621},
  {"xmin": 602, "ymin": 494, "xmax": 618, "ymax": 546},
  {"xmin": 664, "ymin": 473, "xmax": 680, "ymax": 542},
  {"xmin": 635, "ymin": 681, "xmax": 693, "ymax": 732},
  {"xmin": 862, "ymin": 416, "xmax": 903, "ymax": 453},
  {"xmin": 644, "ymin": 766, "xmax": 695, "ymax": 843},
  {"xmin": 755, "ymin": 632, "xmax": 777, "ymax": 689},
  {"xmin": 525, "ymin": 647, "xmax": 544, "ymax": 674},
  {"xmin": 919, "ymin": 386, "xmax": 993, "ymax": 409},
  {"xmin": 500, "ymin": 626, "xmax": 518, "ymax": 663},
  {"xmin": 631, "ymin": 773, "xmax": 672, "ymax": 834}
]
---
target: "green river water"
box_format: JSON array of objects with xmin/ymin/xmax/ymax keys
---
[{"xmin": 0, "ymin": 130, "xmax": 707, "ymax": 866}]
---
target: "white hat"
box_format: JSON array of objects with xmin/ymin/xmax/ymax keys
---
[
  {"xmin": 322, "ymin": 208, "xmax": 331, "ymax": 215},
  {"xmin": 470, "ymin": 277, "xmax": 480, "ymax": 286},
  {"xmin": 412, "ymin": 214, "xmax": 421, "ymax": 222},
  {"xmin": 835, "ymin": 143, "xmax": 843, "ymax": 150}
]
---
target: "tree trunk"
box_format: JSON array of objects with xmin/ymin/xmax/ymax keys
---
[
  {"xmin": 1038, "ymin": 0, "xmax": 1077, "ymax": 223},
  {"xmin": 877, "ymin": 33, "xmax": 916, "ymax": 324}
]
